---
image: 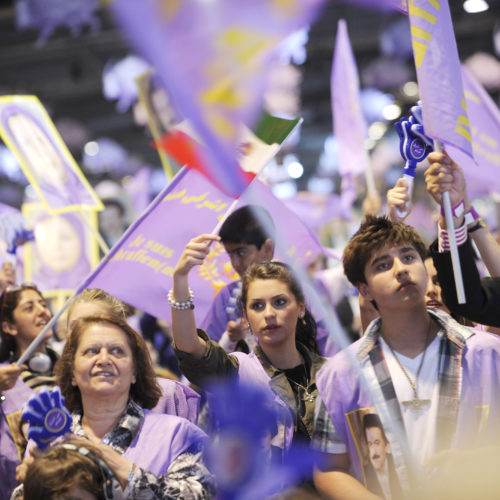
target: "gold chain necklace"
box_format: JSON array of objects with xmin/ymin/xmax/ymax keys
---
[{"xmin": 384, "ymin": 319, "xmax": 435, "ymax": 411}]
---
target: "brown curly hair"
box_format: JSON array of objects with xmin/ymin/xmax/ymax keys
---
[
  {"xmin": 55, "ymin": 313, "xmax": 162, "ymax": 412},
  {"xmin": 343, "ymin": 215, "xmax": 427, "ymax": 286}
]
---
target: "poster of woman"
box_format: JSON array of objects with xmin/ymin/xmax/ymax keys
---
[
  {"xmin": 0, "ymin": 95, "xmax": 103, "ymax": 214},
  {"xmin": 22, "ymin": 203, "xmax": 99, "ymax": 299}
]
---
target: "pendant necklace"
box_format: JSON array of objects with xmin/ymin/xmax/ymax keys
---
[
  {"xmin": 384, "ymin": 318, "xmax": 434, "ymax": 411},
  {"xmin": 287, "ymin": 364, "xmax": 316, "ymax": 403}
]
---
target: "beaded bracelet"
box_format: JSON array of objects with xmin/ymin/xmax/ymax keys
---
[{"xmin": 167, "ymin": 288, "xmax": 195, "ymax": 310}]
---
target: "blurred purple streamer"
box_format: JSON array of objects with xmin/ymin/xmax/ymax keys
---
[
  {"xmin": 207, "ymin": 380, "xmax": 319, "ymax": 500},
  {"xmin": 109, "ymin": 0, "xmax": 326, "ymax": 196},
  {"xmin": 409, "ymin": 0, "xmax": 473, "ymax": 158},
  {"xmin": 15, "ymin": 0, "xmax": 100, "ymax": 46}
]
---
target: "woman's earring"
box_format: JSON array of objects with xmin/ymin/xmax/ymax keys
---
[{"xmin": 299, "ymin": 314, "xmax": 306, "ymax": 326}]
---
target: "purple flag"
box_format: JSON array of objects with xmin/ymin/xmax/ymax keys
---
[
  {"xmin": 446, "ymin": 67, "xmax": 500, "ymax": 198},
  {"xmin": 408, "ymin": 0, "xmax": 473, "ymax": 158},
  {"xmin": 86, "ymin": 167, "xmax": 326, "ymax": 324},
  {"xmin": 110, "ymin": 0, "xmax": 326, "ymax": 197},
  {"xmin": 0, "ymin": 96, "xmax": 104, "ymax": 214},
  {"xmin": 331, "ymin": 19, "xmax": 369, "ymax": 178}
]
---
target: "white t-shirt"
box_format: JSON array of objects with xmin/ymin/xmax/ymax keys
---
[{"xmin": 380, "ymin": 330, "xmax": 442, "ymax": 466}]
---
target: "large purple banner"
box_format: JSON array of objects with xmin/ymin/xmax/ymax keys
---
[{"xmin": 86, "ymin": 168, "xmax": 326, "ymax": 323}]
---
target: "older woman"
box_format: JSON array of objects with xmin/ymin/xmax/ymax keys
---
[
  {"xmin": 0, "ymin": 282, "xmax": 57, "ymax": 500},
  {"xmin": 65, "ymin": 288, "xmax": 200, "ymax": 423},
  {"xmin": 55, "ymin": 313, "xmax": 214, "ymax": 499}
]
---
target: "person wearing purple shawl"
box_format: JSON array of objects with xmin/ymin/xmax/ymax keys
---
[
  {"xmin": 171, "ymin": 234, "xmax": 326, "ymax": 477},
  {"xmin": 312, "ymin": 216, "xmax": 500, "ymax": 499},
  {"xmin": 33, "ymin": 313, "xmax": 214, "ymax": 499},
  {"xmin": 66, "ymin": 288, "xmax": 200, "ymax": 423}
]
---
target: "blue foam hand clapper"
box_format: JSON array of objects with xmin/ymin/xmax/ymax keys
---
[
  {"xmin": 22, "ymin": 386, "xmax": 73, "ymax": 449},
  {"xmin": 393, "ymin": 102, "xmax": 434, "ymax": 218}
]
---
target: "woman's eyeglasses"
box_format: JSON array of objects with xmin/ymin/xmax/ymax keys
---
[{"xmin": 0, "ymin": 282, "xmax": 39, "ymax": 319}]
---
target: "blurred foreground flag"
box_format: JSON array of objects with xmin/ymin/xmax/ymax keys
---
[
  {"xmin": 109, "ymin": 0, "xmax": 326, "ymax": 196},
  {"xmin": 408, "ymin": 0, "xmax": 473, "ymax": 157}
]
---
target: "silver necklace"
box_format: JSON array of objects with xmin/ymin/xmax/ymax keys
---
[
  {"xmin": 384, "ymin": 319, "xmax": 434, "ymax": 411},
  {"xmin": 287, "ymin": 364, "xmax": 316, "ymax": 403}
]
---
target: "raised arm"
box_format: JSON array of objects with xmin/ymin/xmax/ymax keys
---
[
  {"xmin": 425, "ymin": 150, "xmax": 500, "ymax": 276},
  {"xmin": 386, "ymin": 177, "xmax": 411, "ymax": 223},
  {"xmin": 171, "ymin": 234, "xmax": 220, "ymax": 358}
]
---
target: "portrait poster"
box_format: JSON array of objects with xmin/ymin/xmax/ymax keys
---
[
  {"xmin": 346, "ymin": 408, "xmax": 403, "ymax": 500},
  {"xmin": 0, "ymin": 95, "xmax": 104, "ymax": 214},
  {"xmin": 22, "ymin": 203, "xmax": 99, "ymax": 300}
]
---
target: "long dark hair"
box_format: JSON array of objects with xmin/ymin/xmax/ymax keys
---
[
  {"xmin": 0, "ymin": 283, "xmax": 45, "ymax": 362},
  {"xmin": 240, "ymin": 261, "xmax": 320, "ymax": 355}
]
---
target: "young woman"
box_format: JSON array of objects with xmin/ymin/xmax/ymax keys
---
[
  {"xmin": 0, "ymin": 283, "xmax": 57, "ymax": 500},
  {"xmin": 171, "ymin": 234, "xmax": 326, "ymax": 456}
]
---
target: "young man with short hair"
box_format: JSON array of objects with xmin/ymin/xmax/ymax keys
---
[
  {"xmin": 312, "ymin": 216, "xmax": 500, "ymax": 499},
  {"xmin": 200, "ymin": 205, "xmax": 275, "ymax": 350}
]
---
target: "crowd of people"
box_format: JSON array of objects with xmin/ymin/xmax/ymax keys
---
[{"xmin": 1, "ymin": 149, "xmax": 500, "ymax": 499}]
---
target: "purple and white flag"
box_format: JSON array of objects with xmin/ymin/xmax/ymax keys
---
[
  {"xmin": 446, "ymin": 67, "xmax": 500, "ymax": 197},
  {"xmin": 110, "ymin": 0, "xmax": 326, "ymax": 196},
  {"xmin": 85, "ymin": 168, "xmax": 326, "ymax": 324},
  {"xmin": 331, "ymin": 19, "xmax": 369, "ymax": 178},
  {"xmin": 408, "ymin": 0, "xmax": 473, "ymax": 158}
]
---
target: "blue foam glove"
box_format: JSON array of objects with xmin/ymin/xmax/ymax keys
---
[
  {"xmin": 22, "ymin": 387, "xmax": 73, "ymax": 449},
  {"xmin": 395, "ymin": 102, "xmax": 433, "ymax": 177}
]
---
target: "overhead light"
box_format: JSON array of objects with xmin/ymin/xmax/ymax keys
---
[
  {"xmin": 368, "ymin": 121, "xmax": 387, "ymax": 141},
  {"xmin": 382, "ymin": 103, "xmax": 402, "ymax": 121},
  {"xmin": 463, "ymin": 0, "xmax": 489, "ymax": 13},
  {"xmin": 402, "ymin": 81, "xmax": 419, "ymax": 99},
  {"xmin": 84, "ymin": 141, "xmax": 99, "ymax": 156},
  {"xmin": 287, "ymin": 161, "xmax": 304, "ymax": 179}
]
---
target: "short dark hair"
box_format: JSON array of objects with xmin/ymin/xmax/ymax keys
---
[
  {"xmin": 343, "ymin": 215, "xmax": 427, "ymax": 286},
  {"xmin": 219, "ymin": 205, "xmax": 275, "ymax": 249},
  {"xmin": 55, "ymin": 313, "xmax": 162, "ymax": 412},
  {"xmin": 363, "ymin": 413, "xmax": 388, "ymax": 444}
]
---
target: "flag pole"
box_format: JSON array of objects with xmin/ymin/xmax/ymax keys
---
[{"xmin": 434, "ymin": 140, "xmax": 465, "ymax": 304}]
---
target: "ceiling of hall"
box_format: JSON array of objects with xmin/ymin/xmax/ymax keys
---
[{"xmin": 0, "ymin": 1, "xmax": 498, "ymax": 206}]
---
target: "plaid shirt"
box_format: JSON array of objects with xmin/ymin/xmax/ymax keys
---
[{"xmin": 312, "ymin": 308, "xmax": 479, "ymax": 493}]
